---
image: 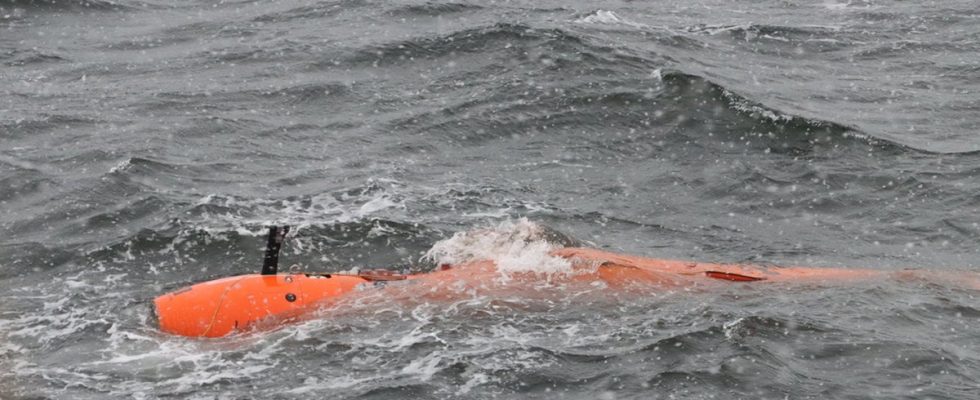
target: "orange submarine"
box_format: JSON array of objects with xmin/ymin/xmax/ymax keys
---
[{"xmin": 154, "ymin": 226, "xmax": 980, "ymax": 338}]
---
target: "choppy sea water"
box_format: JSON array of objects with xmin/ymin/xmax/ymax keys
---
[{"xmin": 2, "ymin": 0, "xmax": 980, "ymax": 398}]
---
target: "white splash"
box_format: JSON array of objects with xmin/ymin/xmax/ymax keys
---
[
  {"xmin": 355, "ymin": 194, "xmax": 398, "ymax": 218},
  {"xmin": 422, "ymin": 218, "xmax": 572, "ymax": 276},
  {"xmin": 723, "ymin": 317, "xmax": 746, "ymax": 340},
  {"xmin": 108, "ymin": 158, "xmax": 131, "ymax": 173},
  {"xmin": 577, "ymin": 10, "xmax": 626, "ymax": 25},
  {"xmin": 456, "ymin": 372, "xmax": 492, "ymax": 395},
  {"xmin": 400, "ymin": 350, "xmax": 444, "ymax": 381}
]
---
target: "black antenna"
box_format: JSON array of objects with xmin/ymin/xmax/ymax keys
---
[{"xmin": 261, "ymin": 225, "xmax": 290, "ymax": 275}]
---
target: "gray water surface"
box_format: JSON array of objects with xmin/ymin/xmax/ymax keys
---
[{"xmin": 2, "ymin": 1, "xmax": 980, "ymax": 399}]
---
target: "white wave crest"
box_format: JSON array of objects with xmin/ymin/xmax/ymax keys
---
[
  {"xmin": 721, "ymin": 90, "xmax": 796, "ymax": 123},
  {"xmin": 574, "ymin": 10, "xmax": 648, "ymax": 29}
]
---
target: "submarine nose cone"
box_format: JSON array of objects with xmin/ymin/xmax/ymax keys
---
[{"xmin": 154, "ymin": 276, "xmax": 245, "ymax": 337}]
